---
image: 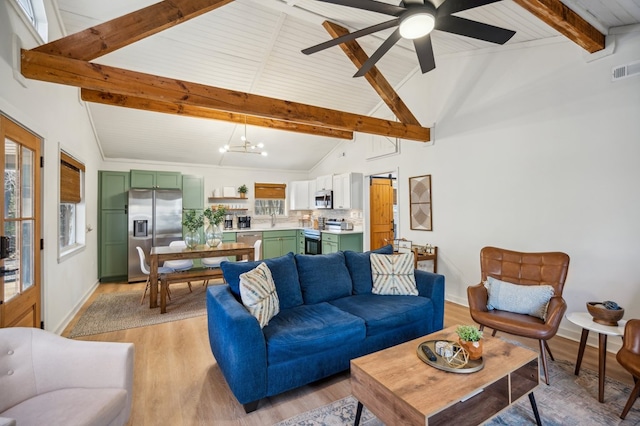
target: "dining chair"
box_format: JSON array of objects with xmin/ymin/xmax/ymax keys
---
[
  {"xmin": 137, "ymin": 246, "xmax": 174, "ymax": 305},
  {"xmin": 163, "ymin": 240, "xmax": 194, "ymax": 291},
  {"xmin": 617, "ymin": 319, "xmax": 640, "ymax": 419},
  {"xmin": 202, "ymin": 239, "xmax": 262, "ymax": 286}
]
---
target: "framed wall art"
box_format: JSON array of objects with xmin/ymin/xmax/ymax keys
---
[{"xmin": 409, "ymin": 174, "xmax": 432, "ymax": 231}]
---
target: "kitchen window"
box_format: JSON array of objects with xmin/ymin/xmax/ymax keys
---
[
  {"xmin": 59, "ymin": 150, "xmax": 85, "ymax": 260},
  {"xmin": 254, "ymin": 183, "xmax": 286, "ymax": 216}
]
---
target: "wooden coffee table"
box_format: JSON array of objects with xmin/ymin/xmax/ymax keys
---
[{"xmin": 351, "ymin": 326, "xmax": 541, "ymax": 426}]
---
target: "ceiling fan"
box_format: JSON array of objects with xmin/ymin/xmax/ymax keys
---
[{"xmin": 302, "ymin": 0, "xmax": 516, "ymax": 77}]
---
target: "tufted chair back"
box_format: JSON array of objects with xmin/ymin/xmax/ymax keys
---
[
  {"xmin": 0, "ymin": 328, "xmax": 39, "ymax": 413},
  {"xmin": 0, "ymin": 327, "xmax": 134, "ymax": 425},
  {"xmin": 480, "ymin": 246, "xmax": 570, "ymax": 296}
]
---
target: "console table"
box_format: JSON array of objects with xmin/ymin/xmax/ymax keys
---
[{"xmin": 413, "ymin": 247, "xmax": 438, "ymax": 273}]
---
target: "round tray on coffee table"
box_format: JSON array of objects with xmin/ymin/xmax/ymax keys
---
[{"xmin": 417, "ymin": 340, "xmax": 484, "ymax": 373}]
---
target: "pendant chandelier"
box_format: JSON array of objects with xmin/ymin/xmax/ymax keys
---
[{"xmin": 219, "ymin": 119, "xmax": 267, "ymax": 156}]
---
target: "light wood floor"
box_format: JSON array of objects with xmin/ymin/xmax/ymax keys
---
[{"xmin": 62, "ymin": 282, "xmax": 633, "ymax": 426}]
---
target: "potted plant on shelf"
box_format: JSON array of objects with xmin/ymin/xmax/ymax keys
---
[
  {"xmin": 203, "ymin": 205, "xmax": 226, "ymax": 247},
  {"xmin": 238, "ymin": 184, "xmax": 248, "ymax": 199},
  {"xmin": 182, "ymin": 209, "xmax": 204, "ymax": 249},
  {"xmin": 456, "ymin": 325, "xmax": 484, "ymax": 360}
]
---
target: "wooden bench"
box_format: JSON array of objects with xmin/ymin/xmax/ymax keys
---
[{"xmin": 160, "ymin": 267, "xmax": 224, "ymax": 314}]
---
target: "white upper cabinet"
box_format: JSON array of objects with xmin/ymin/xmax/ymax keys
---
[
  {"xmin": 290, "ymin": 180, "xmax": 310, "ymax": 210},
  {"xmin": 316, "ymin": 174, "xmax": 333, "ymax": 191},
  {"xmin": 332, "ymin": 173, "xmax": 363, "ymax": 210}
]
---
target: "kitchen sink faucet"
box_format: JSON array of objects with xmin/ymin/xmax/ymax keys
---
[{"xmin": 271, "ymin": 213, "xmax": 276, "ymax": 227}]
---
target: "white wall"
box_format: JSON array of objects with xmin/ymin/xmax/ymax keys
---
[
  {"xmin": 315, "ymin": 31, "xmax": 640, "ymax": 350},
  {"xmin": 0, "ymin": 2, "xmax": 104, "ymax": 333}
]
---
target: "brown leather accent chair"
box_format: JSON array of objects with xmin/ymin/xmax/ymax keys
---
[
  {"xmin": 467, "ymin": 246, "xmax": 570, "ymax": 385},
  {"xmin": 617, "ymin": 319, "xmax": 640, "ymax": 419}
]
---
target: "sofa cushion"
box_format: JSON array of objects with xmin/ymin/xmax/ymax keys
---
[
  {"xmin": 239, "ymin": 263, "xmax": 280, "ymax": 328},
  {"xmin": 295, "ymin": 252, "xmax": 353, "ymax": 304},
  {"xmin": 221, "ymin": 252, "xmax": 303, "ymax": 310},
  {"xmin": 329, "ymin": 294, "xmax": 433, "ymax": 336},
  {"xmin": 263, "ymin": 303, "xmax": 366, "ymax": 364},
  {"xmin": 344, "ymin": 244, "xmax": 394, "ymax": 295},
  {"xmin": 371, "ymin": 252, "xmax": 418, "ymax": 296},
  {"xmin": 1, "ymin": 388, "xmax": 126, "ymax": 426}
]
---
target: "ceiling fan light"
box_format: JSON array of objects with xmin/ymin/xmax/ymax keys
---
[
  {"xmin": 257, "ymin": 142, "xmax": 264, "ymax": 149},
  {"xmin": 240, "ymin": 135, "xmax": 247, "ymax": 142},
  {"xmin": 261, "ymin": 151, "xmax": 268, "ymax": 157},
  {"xmin": 399, "ymin": 12, "xmax": 435, "ymax": 40}
]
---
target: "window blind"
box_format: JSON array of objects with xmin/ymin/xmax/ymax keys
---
[
  {"xmin": 60, "ymin": 152, "xmax": 85, "ymax": 203},
  {"xmin": 254, "ymin": 183, "xmax": 286, "ymax": 199}
]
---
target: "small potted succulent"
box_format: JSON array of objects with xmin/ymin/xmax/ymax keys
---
[
  {"xmin": 456, "ymin": 325, "xmax": 483, "ymax": 360},
  {"xmin": 238, "ymin": 184, "xmax": 248, "ymax": 198}
]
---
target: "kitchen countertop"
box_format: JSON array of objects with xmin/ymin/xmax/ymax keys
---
[{"xmin": 222, "ymin": 226, "xmax": 362, "ymax": 234}]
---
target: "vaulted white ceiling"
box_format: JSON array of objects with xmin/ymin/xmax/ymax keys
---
[{"xmin": 53, "ymin": 0, "xmax": 640, "ymax": 171}]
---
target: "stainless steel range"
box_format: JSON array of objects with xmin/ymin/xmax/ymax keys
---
[{"xmin": 302, "ymin": 228, "xmax": 321, "ymax": 255}]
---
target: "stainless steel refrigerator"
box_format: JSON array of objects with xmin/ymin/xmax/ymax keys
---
[{"xmin": 128, "ymin": 189, "xmax": 183, "ymax": 282}]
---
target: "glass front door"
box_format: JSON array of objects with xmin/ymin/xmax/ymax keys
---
[{"xmin": 1, "ymin": 116, "xmax": 41, "ymax": 328}]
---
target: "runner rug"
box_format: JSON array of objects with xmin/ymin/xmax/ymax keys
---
[
  {"xmin": 68, "ymin": 284, "xmax": 207, "ymax": 338},
  {"xmin": 274, "ymin": 359, "xmax": 639, "ymax": 426}
]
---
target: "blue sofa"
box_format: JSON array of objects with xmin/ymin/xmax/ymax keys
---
[{"xmin": 206, "ymin": 246, "xmax": 445, "ymax": 412}]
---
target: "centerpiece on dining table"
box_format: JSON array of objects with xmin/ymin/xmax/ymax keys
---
[
  {"xmin": 182, "ymin": 209, "xmax": 204, "ymax": 249},
  {"xmin": 203, "ymin": 205, "xmax": 227, "ymax": 248}
]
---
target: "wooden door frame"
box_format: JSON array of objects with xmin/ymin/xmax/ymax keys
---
[
  {"xmin": 0, "ymin": 114, "xmax": 43, "ymax": 328},
  {"xmin": 365, "ymin": 169, "xmax": 398, "ymax": 251}
]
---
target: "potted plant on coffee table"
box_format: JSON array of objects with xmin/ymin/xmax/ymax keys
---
[{"xmin": 456, "ymin": 325, "xmax": 484, "ymax": 360}]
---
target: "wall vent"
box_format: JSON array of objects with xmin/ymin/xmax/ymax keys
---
[{"xmin": 612, "ymin": 60, "xmax": 640, "ymax": 82}]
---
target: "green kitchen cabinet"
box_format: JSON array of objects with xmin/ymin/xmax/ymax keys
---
[
  {"xmin": 130, "ymin": 170, "xmax": 181, "ymax": 189},
  {"xmin": 99, "ymin": 171, "xmax": 130, "ymax": 210},
  {"xmin": 321, "ymin": 232, "xmax": 363, "ymax": 254},
  {"xmin": 99, "ymin": 209, "xmax": 128, "ymax": 281},
  {"xmin": 223, "ymin": 232, "xmax": 236, "ymax": 243},
  {"xmin": 98, "ymin": 171, "xmax": 130, "ymax": 281},
  {"xmin": 297, "ymin": 230, "xmax": 305, "ymax": 255},
  {"xmin": 263, "ymin": 230, "xmax": 297, "ymax": 259},
  {"xmin": 182, "ymin": 175, "xmax": 204, "ymax": 209}
]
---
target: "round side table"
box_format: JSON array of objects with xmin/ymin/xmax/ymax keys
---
[{"xmin": 565, "ymin": 311, "xmax": 627, "ymax": 403}]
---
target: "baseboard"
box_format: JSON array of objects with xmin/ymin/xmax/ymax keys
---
[
  {"xmin": 51, "ymin": 280, "xmax": 100, "ymax": 335},
  {"xmin": 444, "ymin": 296, "xmax": 623, "ymax": 354}
]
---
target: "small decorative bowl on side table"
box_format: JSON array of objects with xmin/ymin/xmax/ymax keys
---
[{"xmin": 586, "ymin": 302, "xmax": 625, "ymax": 326}]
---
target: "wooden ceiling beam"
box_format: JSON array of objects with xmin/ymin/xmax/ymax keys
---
[
  {"xmin": 322, "ymin": 21, "xmax": 421, "ymax": 127},
  {"xmin": 33, "ymin": 0, "xmax": 235, "ymax": 61},
  {"xmin": 513, "ymin": 0, "xmax": 604, "ymax": 53},
  {"xmin": 21, "ymin": 50, "xmax": 430, "ymax": 141},
  {"xmin": 80, "ymin": 89, "xmax": 354, "ymax": 140}
]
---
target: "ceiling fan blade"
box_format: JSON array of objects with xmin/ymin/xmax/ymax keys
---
[
  {"xmin": 435, "ymin": 15, "xmax": 515, "ymax": 44},
  {"xmin": 354, "ymin": 28, "xmax": 402, "ymax": 77},
  {"xmin": 302, "ymin": 19, "xmax": 400, "ymax": 55},
  {"xmin": 413, "ymin": 34, "xmax": 436, "ymax": 74},
  {"xmin": 313, "ymin": 0, "xmax": 405, "ymax": 16},
  {"xmin": 437, "ymin": 0, "xmax": 502, "ymax": 16}
]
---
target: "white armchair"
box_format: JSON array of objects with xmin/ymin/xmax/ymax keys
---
[{"xmin": 0, "ymin": 327, "xmax": 134, "ymax": 426}]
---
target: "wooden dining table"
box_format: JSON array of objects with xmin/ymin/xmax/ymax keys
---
[{"xmin": 148, "ymin": 242, "xmax": 255, "ymax": 309}]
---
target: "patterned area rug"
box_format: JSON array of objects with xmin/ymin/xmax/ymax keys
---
[
  {"xmin": 68, "ymin": 284, "xmax": 207, "ymax": 338},
  {"xmin": 275, "ymin": 359, "xmax": 640, "ymax": 426}
]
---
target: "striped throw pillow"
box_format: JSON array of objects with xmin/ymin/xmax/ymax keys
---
[
  {"xmin": 370, "ymin": 253, "xmax": 418, "ymax": 296},
  {"xmin": 239, "ymin": 263, "xmax": 280, "ymax": 328}
]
